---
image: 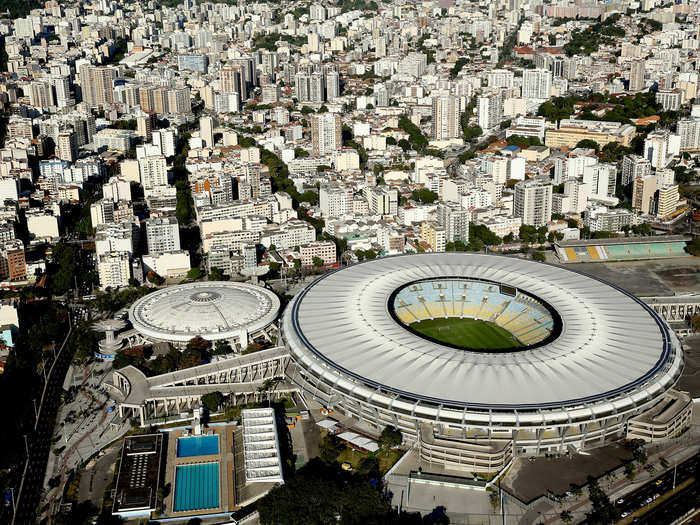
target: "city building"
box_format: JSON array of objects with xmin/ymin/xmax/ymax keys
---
[
  {"xmin": 145, "ymin": 217, "xmax": 181, "ymax": 255},
  {"xmin": 299, "ymin": 241, "xmax": 336, "ymax": 267},
  {"xmin": 98, "ymin": 251, "xmax": 132, "ymax": 289},
  {"xmin": 629, "ymin": 59, "xmax": 645, "ymax": 91},
  {"xmin": 436, "ymin": 202, "xmax": 470, "ymax": 243},
  {"xmin": 513, "ymin": 179, "xmax": 553, "ymax": 227},
  {"xmin": 632, "ymin": 174, "xmax": 658, "ymax": 215},
  {"xmin": 431, "ymin": 95, "xmax": 460, "ymax": 140},
  {"xmin": 477, "ymin": 92, "xmax": 503, "ymax": 131},
  {"xmin": 521, "ymin": 69, "xmax": 552, "ymax": 100},
  {"xmin": 311, "ymin": 113, "xmax": 342, "ymax": 156}
]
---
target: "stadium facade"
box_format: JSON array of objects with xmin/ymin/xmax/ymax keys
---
[{"xmin": 282, "ymin": 253, "xmax": 691, "ymax": 472}]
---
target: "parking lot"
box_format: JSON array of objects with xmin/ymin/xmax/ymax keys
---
[{"xmin": 502, "ymin": 443, "xmax": 634, "ymax": 502}]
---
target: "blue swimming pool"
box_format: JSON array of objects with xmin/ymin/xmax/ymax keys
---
[
  {"xmin": 177, "ymin": 435, "xmax": 219, "ymax": 457},
  {"xmin": 173, "ymin": 462, "xmax": 220, "ymax": 512}
]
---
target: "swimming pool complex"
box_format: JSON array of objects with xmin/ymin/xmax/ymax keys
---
[
  {"xmin": 176, "ymin": 434, "xmax": 219, "ymax": 457},
  {"xmin": 173, "ymin": 462, "xmax": 220, "ymax": 512}
]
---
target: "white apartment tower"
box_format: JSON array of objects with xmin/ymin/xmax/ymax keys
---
[
  {"xmin": 432, "ymin": 96, "xmax": 460, "ymax": 140},
  {"xmin": 521, "ymin": 69, "xmax": 552, "ymax": 100},
  {"xmin": 311, "ymin": 113, "xmax": 342, "ymax": 156},
  {"xmin": 514, "ymin": 179, "xmax": 553, "ymax": 227},
  {"xmin": 629, "ymin": 60, "xmax": 645, "ymax": 92},
  {"xmin": 436, "ymin": 202, "xmax": 470, "ymax": 243},
  {"xmin": 200, "ymin": 116, "xmax": 215, "ymax": 148},
  {"xmin": 145, "ymin": 217, "xmax": 181, "ymax": 255},
  {"xmin": 98, "ymin": 251, "xmax": 131, "ymax": 289},
  {"xmin": 677, "ymin": 119, "xmax": 700, "ymax": 151},
  {"xmin": 621, "ymin": 154, "xmax": 651, "ymax": 186},
  {"xmin": 139, "ymin": 156, "xmax": 168, "ymax": 190},
  {"xmin": 319, "ymin": 184, "xmax": 350, "ymax": 217},
  {"xmin": 478, "ymin": 93, "xmax": 503, "ymax": 131}
]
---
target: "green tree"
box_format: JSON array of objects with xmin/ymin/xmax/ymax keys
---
[
  {"xmin": 519, "ymin": 225, "xmax": 538, "ymax": 243},
  {"xmin": 450, "ymin": 57, "xmax": 468, "ymax": 79},
  {"xmin": 312, "ymin": 256, "xmax": 324, "ymax": 268},
  {"xmin": 213, "ymin": 340, "xmax": 232, "ymax": 355},
  {"xmin": 463, "ymin": 125, "xmax": 483, "ymax": 141},
  {"xmin": 532, "ymin": 251, "xmax": 546, "ymax": 262},
  {"xmin": 319, "ymin": 434, "xmax": 344, "ymax": 464},
  {"xmin": 201, "ymin": 391, "xmax": 224, "ymax": 412},
  {"xmin": 208, "ymin": 267, "xmax": 226, "ymax": 281},
  {"xmin": 378, "ymin": 426, "xmax": 402, "ymax": 450},
  {"xmin": 186, "ymin": 267, "xmax": 202, "ymax": 279},
  {"xmin": 398, "ymin": 116, "xmax": 428, "ymax": 151},
  {"xmin": 257, "ymin": 459, "xmax": 393, "ymax": 525},
  {"xmin": 575, "ymin": 139, "xmax": 600, "ymax": 152},
  {"xmin": 411, "ymin": 188, "xmax": 439, "ymax": 204}
]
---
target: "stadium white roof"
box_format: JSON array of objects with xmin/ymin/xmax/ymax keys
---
[
  {"xmin": 129, "ymin": 282, "xmax": 280, "ymax": 343},
  {"xmin": 284, "ymin": 253, "xmax": 683, "ymax": 411}
]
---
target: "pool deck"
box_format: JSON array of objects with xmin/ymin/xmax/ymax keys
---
[{"xmin": 163, "ymin": 426, "xmax": 236, "ymax": 519}]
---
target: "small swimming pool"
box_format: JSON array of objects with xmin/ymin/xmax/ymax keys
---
[
  {"xmin": 177, "ymin": 434, "xmax": 219, "ymax": 457},
  {"xmin": 173, "ymin": 462, "xmax": 220, "ymax": 512}
]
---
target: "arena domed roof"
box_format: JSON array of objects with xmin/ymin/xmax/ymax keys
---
[{"xmin": 129, "ymin": 282, "xmax": 280, "ymax": 343}]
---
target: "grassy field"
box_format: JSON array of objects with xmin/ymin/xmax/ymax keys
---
[
  {"xmin": 410, "ymin": 317, "xmax": 521, "ymax": 350},
  {"xmin": 336, "ymin": 446, "xmax": 404, "ymax": 474}
]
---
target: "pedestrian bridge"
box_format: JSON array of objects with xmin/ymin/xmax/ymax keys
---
[{"xmin": 111, "ymin": 347, "xmax": 294, "ymax": 426}]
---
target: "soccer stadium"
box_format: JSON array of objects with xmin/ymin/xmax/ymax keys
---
[{"xmin": 282, "ymin": 253, "xmax": 692, "ymax": 472}]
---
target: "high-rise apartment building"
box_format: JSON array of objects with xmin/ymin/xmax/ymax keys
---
[
  {"xmin": 477, "ymin": 93, "xmax": 503, "ymax": 131},
  {"xmin": 632, "ymin": 174, "xmax": 658, "ymax": 215},
  {"xmin": 432, "ymin": 96, "xmax": 460, "ymax": 140},
  {"xmin": 145, "ymin": 217, "xmax": 181, "ymax": 255},
  {"xmin": 326, "ymin": 70, "xmax": 340, "ymax": 100},
  {"xmin": 656, "ymin": 185, "xmax": 679, "ymax": 218},
  {"xmin": 0, "ymin": 240, "xmax": 26, "ymax": 282},
  {"xmin": 514, "ymin": 179, "xmax": 553, "ymax": 227},
  {"xmin": 421, "ymin": 221, "xmax": 446, "ymax": 252},
  {"xmin": 311, "ymin": 113, "xmax": 342, "ymax": 156},
  {"xmin": 582, "ymin": 163, "xmax": 616, "ymax": 200},
  {"xmin": 320, "ymin": 184, "xmax": 350, "ymax": 217},
  {"xmin": 621, "ymin": 154, "xmax": 651, "ymax": 186},
  {"xmin": 200, "ymin": 116, "xmax": 215, "ymax": 148},
  {"xmin": 677, "ymin": 119, "xmax": 700, "ymax": 151},
  {"xmin": 221, "ymin": 64, "xmax": 247, "ymax": 99},
  {"xmin": 139, "ymin": 155, "xmax": 168, "ymax": 190},
  {"xmin": 79, "ymin": 64, "xmax": 117, "ymax": 108},
  {"xmin": 436, "ymin": 202, "xmax": 470, "ymax": 243},
  {"xmin": 98, "ymin": 251, "xmax": 131, "ymax": 289},
  {"xmin": 629, "ymin": 60, "xmax": 645, "ymax": 92},
  {"xmin": 643, "ymin": 131, "xmax": 669, "ymax": 168},
  {"xmin": 57, "ymin": 131, "xmax": 76, "ymax": 162},
  {"xmin": 521, "ymin": 69, "xmax": 552, "ymax": 100},
  {"xmin": 136, "ymin": 111, "xmax": 156, "ymax": 142},
  {"xmin": 295, "ymin": 71, "xmax": 327, "ymax": 102},
  {"xmin": 365, "ymin": 186, "xmax": 398, "ymax": 216}
]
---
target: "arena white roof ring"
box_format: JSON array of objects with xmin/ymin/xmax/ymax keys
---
[
  {"xmin": 129, "ymin": 282, "xmax": 281, "ymax": 343},
  {"xmin": 283, "ymin": 253, "xmax": 683, "ymax": 412}
]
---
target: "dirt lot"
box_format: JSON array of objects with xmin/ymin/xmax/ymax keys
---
[{"xmin": 575, "ymin": 258, "xmax": 700, "ymax": 297}]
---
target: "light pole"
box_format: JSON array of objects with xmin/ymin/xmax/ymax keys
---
[{"xmin": 673, "ymin": 461, "xmax": 677, "ymax": 491}]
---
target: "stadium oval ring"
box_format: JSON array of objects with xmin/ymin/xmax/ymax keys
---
[
  {"xmin": 282, "ymin": 253, "xmax": 684, "ymax": 436},
  {"xmin": 129, "ymin": 281, "xmax": 280, "ymax": 344}
]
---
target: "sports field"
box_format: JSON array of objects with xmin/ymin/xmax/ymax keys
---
[{"xmin": 409, "ymin": 317, "xmax": 522, "ymax": 350}]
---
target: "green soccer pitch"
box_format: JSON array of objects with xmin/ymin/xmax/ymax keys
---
[{"xmin": 408, "ymin": 317, "xmax": 522, "ymax": 350}]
